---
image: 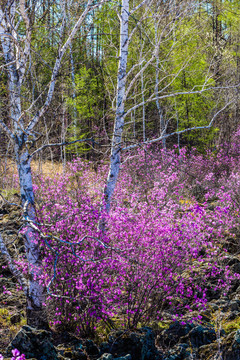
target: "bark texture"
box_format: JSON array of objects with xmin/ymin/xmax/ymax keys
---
[{"xmin": 103, "ymin": 0, "xmax": 129, "ymax": 214}]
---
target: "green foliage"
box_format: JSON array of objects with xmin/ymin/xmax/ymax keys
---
[
  {"xmin": 163, "ymin": 15, "xmax": 220, "ymax": 151},
  {"xmin": 66, "ymin": 66, "xmax": 104, "ymax": 154},
  {"xmin": 220, "ymin": 0, "xmax": 240, "ymax": 31},
  {"xmin": 73, "ymin": 66, "xmax": 99, "ymax": 118}
]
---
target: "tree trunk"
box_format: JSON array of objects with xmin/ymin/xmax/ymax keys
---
[
  {"xmin": 102, "ymin": 0, "xmax": 129, "ymax": 215},
  {"xmin": 154, "ymin": 21, "xmax": 166, "ymax": 149},
  {"xmin": 15, "ymin": 145, "xmax": 48, "ymax": 329},
  {"xmin": 11, "ymin": 83, "xmax": 48, "ymax": 329},
  {"xmin": 0, "ymin": 5, "xmax": 47, "ymax": 327}
]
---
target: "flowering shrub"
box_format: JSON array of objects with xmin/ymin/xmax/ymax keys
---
[{"xmin": 18, "ymin": 141, "xmax": 238, "ymax": 335}]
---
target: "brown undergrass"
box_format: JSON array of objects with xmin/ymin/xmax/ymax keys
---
[
  {"xmin": 0, "ymin": 159, "xmax": 64, "ymax": 188},
  {"xmin": 31, "ymin": 159, "xmax": 64, "ymax": 176}
]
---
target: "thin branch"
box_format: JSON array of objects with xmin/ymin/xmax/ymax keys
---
[
  {"xmin": 123, "ymin": 99, "xmax": 235, "ymax": 150},
  {"xmin": 0, "ymin": 59, "xmax": 16, "ymax": 69},
  {"xmin": 29, "ymin": 137, "xmax": 98, "ymax": 159},
  {"xmin": 130, "ymin": 0, "xmax": 149, "ymax": 15},
  {"xmin": 0, "ymin": 119, "xmax": 14, "ymax": 139},
  {"xmin": 0, "ymin": 193, "xmax": 21, "ymax": 208},
  {"xmin": 123, "ymin": 84, "xmax": 240, "ymax": 119},
  {"xmin": 26, "ymin": 0, "xmax": 108, "ymax": 134}
]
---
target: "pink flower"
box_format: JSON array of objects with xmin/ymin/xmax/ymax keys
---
[{"xmin": 12, "ymin": 349, "xmax": 20, "ymax": 357}]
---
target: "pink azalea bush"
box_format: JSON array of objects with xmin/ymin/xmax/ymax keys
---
[
  {"xmin": 5, "ymin": 130, "xmax": 239, "ymax": 335},
  {"xmin": 21, "ymin": 139, "xmax": 239, "ymax": 334}
]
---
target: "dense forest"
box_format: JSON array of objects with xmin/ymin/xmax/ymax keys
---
[
  {"xmin": 0, "ymin": 0, "xmax": 240, "ymax": 158},
  {"xmin": 0, "ymin": 1, "xmax": 240, "ymax": 360}
]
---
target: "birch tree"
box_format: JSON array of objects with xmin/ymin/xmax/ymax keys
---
[
  {"xmin": 103, "ymin": 0, "xmax": 130, "ymax": 214},
  {"xmin": 0, "ymin": 0, "xmax": 105, "ymax": 328},
  {"xmin": 102, "ymin": 0, "xmax": 188, "ymax": 212},
  {"xmin": 102, "ymin": 0, "xmax": 237, "ymax": 215}
]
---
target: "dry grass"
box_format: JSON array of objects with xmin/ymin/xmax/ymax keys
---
[
  {"xmin": 31, "ymin": 159, "xmax": 64, "ymax": 177},
  {"xmin": 0, "ymin": 159, "xmax": 64, "ymax": 189},
  {"xmin": 0, "ymin": 157, "xmax": 104, "ymax": 205}
]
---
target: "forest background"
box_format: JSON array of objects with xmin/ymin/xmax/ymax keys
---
[{"xmin": 1, "ymin": 0, "xmax": 240, "ymax": 159}]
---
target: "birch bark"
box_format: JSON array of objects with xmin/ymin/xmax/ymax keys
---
[
  {"xmin": 154, "ymin": 21, "xmax": 166, "ymax": 149},
  {"xmin": 103, "ymin": 0, "xmax": 129, "ymax": 214}
]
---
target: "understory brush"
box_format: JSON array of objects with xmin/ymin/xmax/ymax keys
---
[
  {"xmin": 3, "ymin": 133, "xmax": 240, "ymax": 336},
  {"xmin": 26, "ymin": 138, "xmax": 240, "ymax": 335}
]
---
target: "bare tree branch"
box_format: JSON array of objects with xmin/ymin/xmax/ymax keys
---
[
  {"xmin": 0, "ymin": 119, "xmax": 14, "ymax": 139},
  {"xmin": 18, "ymin": 0, "xmax": 31, "ymax": 81},
  {"xmin": 123, "ymin": 99, "xmax": 235, "ymax": 150},
  {"xmin": 26, "ymin": 0, "xmax": 108, "ymax": 133},
  {"xmin": 123, "ymin": 84, "xmax": 240, "ymax": 119},
  {"xmin": 29, "ymin": 138, "xmax": 97, "ymax": 158}
]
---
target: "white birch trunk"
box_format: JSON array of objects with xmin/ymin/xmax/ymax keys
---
[
  {"xmin": 154, "ymin": 21, "xmax": 166, "ymax": 149},
  {"xmin": 102, "ymin": 0, "xmax": 129, "ymax": 215},
  {"xmin": 141, "ymin": 55, "xmax": 146, "ymax": 142},
  {"xmin": 15, "ymin": 146, "xmax": 48, "ymax": 328},
  {"xmin": 0, "ymin": 3, "xmax": 47, "ymax": 328},
  {"xmin": 70, "ymin": 41, "xmax": 78, "ymax": 154},
  {"xmin": 10, "ymin": 88, "xmax": 47, "ymax": 327},
  {"xmin": 10, "ymin": 57, "xmax": 47, "ymax": 328}
]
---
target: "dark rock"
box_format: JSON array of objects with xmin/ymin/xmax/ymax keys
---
[
  {"xmin": 83, "ymin": 339, "xmax": 99, "ymax": 357},
  {"xmin": 227, "ymin": 257, "xmax": 240, "ymax": 267},
  {"xmin": 222, "ymin": 300, "xmax": 240, "ymax": 313},
  {"xmin": 115, "ymin": 355, "xmax": 132, "ymax": 360},
  {"xmin": 100, "ymin": 327, "xmax": 160, "ymax": 360},
  {"xmin": 205, "ymin": 286, "xmax": 221, "ymax": 300},
  {"xmin": 98, "ymin": 355, "xmax": 131, "ymax": 360},
  {"xmin": 159, "ymin": 321, "xmax": 194, "ymax": 347},
  {"xmin": 180, "ymin": 325, "xmax": 216, "ymax": 348},
  {"xmin": 232, "ymin": 262, "xmax": 240, "ymax": 274},
  {"xmin": 224, "ymin": 237, "xmax": 240, "ymax": 254},
  {"xmin": 235, "ymin": 329, "xmax": 240, "ymax": 344},
  {"xmin": 215, "ymin": 299, "xmax": 228, "ymax": 306},
  {"xmin": 225, "ymin": 256, "xmax": 240, "ymax": 274},
  {"xmin": 63, "ymin": 350, "xmax": 73, "ymax": 358},
  {"xmin": 55, "ymin": 337, "xmax": 98, "ymax": 360},
  {"xmin": 10, "ymin": 313, "xmax": 21, "ymax": 325},
  {"xmin": 99, "ymin": 342, "xmax": 110, "ymax": 354},
  {"xmin": 56, "ymin": 342, "xmax": 89, "ymax": 360},
  {"xmin": 164, "ymin": 343, "xmax": 191, "ymax": 360},
  {"xmin": 226, "ymin": 310, "xmax": 240, "ymax": 321},
  {"xmin": 6, "ymin": 325, "xmax": 58, "ymax": 360},
  {"xmin": 73, "ymin": 348, "xmax": 87, "ymax": 360},
  {"xmin": 208, "ymin": 302, "xmax": 219, "ymax": 311}
]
